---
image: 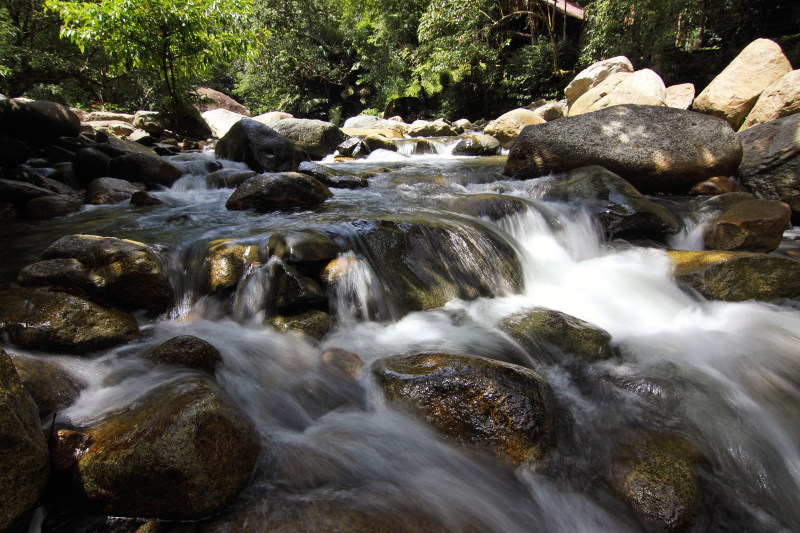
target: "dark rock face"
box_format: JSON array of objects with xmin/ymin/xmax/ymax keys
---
[
  {"xmin": 11, "ymin": 354, "xmax": 84, "ymax": 417},
  {"xmin": 737, "ymin": 113, "xmax": 800, "ymax": 222},
  {"xmin": 225, "ymin": 172, "xmax": 333, "ymax": 212},
  {"xmin": 503, "ymin": 105, "xmax": 742, "ymax": 194},
  {"xmin": 267, "ymin": 309, "xmax": 333, "ymax": 340},
  {"xmin": 147, "ymin": 335, "xmax": 223, "ymax": 375},
  {"xmin": 36, "ymin": 234, "xmax": 175, "ymax": 312},
  {"xmin": 215, "ymin": 119, "xmax": 301, "ymax": 173},
  {"xmin": 130, "ymin": 191, "xmax": 164, "ymax": 206},
  {"xmin": 268, "ymin": 230, "xmax": 341, "ymax": 263},
  {"xmin": 0, "ymin": 287, "xmax": 140, "ymax": 353},
  {"xmin": 108, "ymin": 152, "xmax": 183, "ymax": 187},
  {"xmin": 0, "ymin": 99, "xmax": 81, "ymax": 145},
  {"xmin": 73, "ymin": 147, "xmax": 112, "ymax": 185},
  {"xmin": 24, "ymin": 194, "xmax": 82, "ymax": 219},
  {"xmin": 537, "ymin": 166, "xmax": 682, "ymax": 240},
  {"xmin": 72, "ymin": 377, "xmax": 260, "ymax": 520},
  {"xmin": 267, "ymin": 260, "xmax": 327, "ymax": 312},
  {"xmin": 86, "ymin": 177, "xmax": 145, "ymax": 205},
  {"xmin": 0, "ymin": 349, "xmax": 49, "ymax": 533},
  {"xmin": 373, "ymin": 352, "xmax": 557, "ymax": 464},
  {"xmin": 703, "ymin": 198, "xmax": 791, "ymax": 252}
]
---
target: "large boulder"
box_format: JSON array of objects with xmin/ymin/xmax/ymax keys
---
[
  {"xmin": 504, "ymin": 104, "xmax": 743, "ymax": 194},
  {"xmin": 215, "ymin": 119, "xmax": 301, "ymax": 173},
  {"xmin": 739, "ymin": 70, "xmax": 800, "ymax": 131},
  {"xmin": 484, "ymin": 108, "xmax": 545, "ymax": 148},
  {"xmin": 10, "ymin": 354, "xmax": 84, "ymax": 417},
  {"xmin": 252, "ymin": 111, "xmax": 293, "ymax": 127},
  {"xmin": 0, "ymin": 349, "xmax": 49, "ymax": 533},
  {"xmin": 225, "ymin": 172, "xmax": 333, "ymax": 212},
  {"xmin": 70, "ymin": 377, "xmax": 260, "ymax": 520},
  {"xmin": 195, "ymin": 86, "xmax": 250, "ymax": 116},
  {"xmin": 703, "ymin": 198, "xmax": 791, "ymax": 252},
  {"xmin": 532, "ymin": 101, "xmax": 568, "ymax": 122},
  {"xmin": 133, "ymin": 111, "xmax": 166, "ymax": 136},
  {"xmin": 271, "ymin": 118, "xmax": 346, "ymax": 160},
  {"xmin": 737, "ymin": 113, "xmax": 800, "ymax": 221},
  {"xmin": 665, "ymin": 83, "xmax": 696, "ymax": 110},
  {"xmin": 407, "ymin": 119, "xmax": 458, "ymax": 137},
  {"xmin": 202, "ymin": 108, "xmax": 247, "ymax": 138},
  {"xmin": 693, "ymin": 38, "xmax": 792, "ymax": 130},
  {"xmin": 147, "ymin": 335, "xmax": 223, "ymax": 375},
  {"xmin": 0, "ymin": 287, "xmax": 140, "ymax": 353},
  {"xmin": 569, "ymin": 69, "xmax": 666, "ymax": 116},
  {"xmin": 568, "ymin": 72, "xmax": 630, "ymax": 117},
  {"xmin": 268, "ymin": 229, "xmax": 340, "ymax": 263},
  {"xmin": 86, "ymin": 177, "xmax": 145, "ymax": 205},
  {"xmin": 667, "ymin": 250, "xmax": 800, "ymax": 302},
  {"xmin": 342, "ymin": 115, "xmax": 398, "ymax": 129},
  {"xmin": 536, "ymin": 166, "xmax": 681, "ymax": 240},
  {"xmin": 565, "ymin": 56, "xmax": 634, "ymax": 107},
  {"xmin": 451, "ymin": 134, "xmax": 501, "ymax": 156},
  {"xmin": 24, "ymin": 194, "xmax": 82, "ymax": 220},
  {"xmin": 108, "ymin": 153, "xmax": 183, "ymax": 187},
  {"xmin": 0, "ymin": 99, "xmax": 81, "ymax": 145},
  {"xmin": 373, "ymin": 352, "xmax": 557, "ymax": 464},
  {"xmin": 29, "ymin": 234, "xmax": 175, "ymax": 312}
]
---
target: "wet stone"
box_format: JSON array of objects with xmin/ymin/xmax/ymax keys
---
[
  {"xmin": 147, "ymin": 335, "xmax": 223, "ymax": 375},
  {"xmin": 11, "ymin": 354, "xmax": 85, "ymax": 417}
]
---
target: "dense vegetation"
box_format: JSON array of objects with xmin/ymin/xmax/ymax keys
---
[{"xmin": 1, "ymin": 0, "xmax": 796, "ymax": 126}]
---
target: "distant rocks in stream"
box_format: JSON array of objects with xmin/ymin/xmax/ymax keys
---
[{"xmin": 225, "ymin": 172, "xmax": 333, "ymax": 212}]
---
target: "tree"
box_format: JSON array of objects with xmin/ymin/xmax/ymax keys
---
[{"xmin": 46, "ymin": 0, "xmax": 254, "ymax": 125}]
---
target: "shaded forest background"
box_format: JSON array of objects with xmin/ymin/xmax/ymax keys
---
[{"xmin": 2, "ymin": 0, "xmax": 799, "ymax": 125}]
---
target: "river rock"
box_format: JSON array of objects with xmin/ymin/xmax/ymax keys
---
[
  {"xmin": 0, "ymin": 349, "xmax": 49, "ymax": 533},
  {"xmin": 499, "ymin": 307, "xmax": 614, "ymax": 362},
  {"xmin": 252, "ymin": 111, "xmax": 293, "ymax": 127},
  {"xmin": 568, "ymin": 72, "xmax": 630, "ymax": 117},
  {"xmin": 267, "ymin": 310, "xmax": 333, "ymax": 340},
  {"xmin": 226, "ymin": 172, "xmax": 333, "ymax": 212},
  {"xmin": 667, "ymin": 250, "xmax": 800, "ymax": 301},
  {"xmin": 321, "ymin": 347, "xmax": 364, "ymax": 379},
  {"xmin": 569, "ymin": 69, "xmax": 666, "ymax": 116},
  {"xmin": 147, "ymin": 335, "xmax": 223, "ymax": 375},
  {"xmin": 0, "ymin": 287, "xmax": 139, "ymax": 352},
  {"xmin": 108, "ymin": 152, "xmax": 183, "ymax": 187},
  {"xmin": 202, "ymin": 108, "xmax": 247, "ymax": 138},
  {"xmin": 363, "ymin": 133, "xmax": 398, "ymax": 152},
  {"xmin": 201, "ymin": 239, "xmax": 258, "ymax": 294},
  {"xmin": 85, "ymin": 120, "xmax": 136, "ymax": 137},
  {"xmin": 737, "ymin": 113, "xmax": 800, "ymax": 221},
  {"xmin": 24, "ymin": 194, "xmax": 82, "ymax": 220},
  {"xmin": 267, "ymin": 260, "xmax": 327, "ymax": 311},
  {"xmin": 504, "ymin": 105, "xmax": 743, "ymax": 194},
  {"xmin": 0, "ymin": 178, "xmax": 56, "ymax": 208},
  {"xmin": 739, "ymin": 70, "xmax": 800, "ymax": 131},
  {"xmin": 271, "ymin": 118, "xmax": 346, "ymax": 160},
  {"xmin": 83, "ymin": 111, "xmax": 134, "ymax": 123},
  {"xmin": 297, "ymin": 160, "xmax": 368, "ymax": 189},
  {"xmin": 215, "ymin": 119, "xmax": 301, "ymax": 173},
  {"xmin": 610, "ymin": 435, "xmax": 703, "ymax": 532},
  {"xmin": 484, "ymin": 108, "xmax": 545, "ymax": 148},
  {"xmin": 72, "ymin": 376, "xmax": 259, "ymax": 520},
  {"xmin": 533, "ymin": 101, "xmax": 568, "ymax": 122},
  {"xmin": 133, "ymin": 111, "xmax": 166, "ymax": 136},
  {"xmin": 86, "ymin": 177, "xmax": 145, "ymax": 205},
  {"xmin": 693, "ymin": 38, "xmax": 792, "ymax": 130},
  {"xmin": 665, "ymin": 83, "xmax": 696, "ymax": 110},
  {"xmin": 335, "ymin": 136, "xmax": 370, "ymax": 158},
  {"xmin": 565, "ymin": 56, "xmax": 634, "ymax": 106},
  {"xmin": 407, "ymin": 119, "xmax": 457, "ymax": 137},
  {"xmin": 10, "ymin": 354, "xmax": 84, "ymax": 416},
  {"xmin": 373, "ymin": 352, "xmax": 557, "ymax": 464},
  {"xmin": 0, "ymin": 133, "xmax": 32, "ymax": 167},
  {"xmin": 703, "ymin": 198, "xmax": 791, "ymax": 252},
  {"xmin": 130, "ymin": 191, "xmax": 164, "ymax": 206},
  {"xmin": 537, "ymin": 166, "xmax": 681, "ymax": 240},
  {"xmin": 0, "ymin": 98, "xmax": 81, "ymax": 145},
  {"xmin": 268, "ymin": 230, "xmax": 340, "ymax": 264},
  {"xmin": 689, "ymin": 176, "xmax": 741, "ymax": 195},
  {"xmin": 442, "ymin": 193, "xmax": 529, "ymax": 221},
  {"xmin": 203, "ymin": 169, "xmax": 257, "ymax": 189},
  {"xmin": 73, "ymin": 146, "xmax": 112, "ymax": 184},
  {"xmin": 342, "ymin": 115, "xmax": 397, "ymax": 129},
  {"xmin": 39, "ymin": 234, "xmax": 174, "ymax": 312},
  {"xmin": 451, "ymin": 134, "xmax": 501, "ymax": 156},
  {"xmin": 353, "ymin": 218, "xmax": 522, "ymax": 314},
  {"xmin": 195, "ymin": 86, "xmax": 250, "ymax": 116}
]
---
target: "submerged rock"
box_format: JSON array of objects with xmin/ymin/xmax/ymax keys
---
[
  {"xmin": 0, "ymin": 349, "xmax": 49, "ymax": 533},
  {"xmin": 226, "ymin": 172, "xmax": 332, "ymax": 212},
  {"xmin": 147, "ymin": 335, "xmax": 223, "ymax": 375},
  {"xmin": 0, "ymin": 287, "xmax": 139, "ymax": 353},
  {"xmin": 373, "ymin": 352, "xmax": 557, "ymax": 464},
  {"xmin": 667, "ymin": 250, "xmax": 800, "ymax": 301},
  {"xmin": 499, "ymin": 307, "xmax": 614, "ymax": 362},
  {"xmin": 72, "ymin": 377, "xmax": 260, "ymax": 520},
  {"xmin": 321, "ymin": 347, "xmax": 364, "ymax": 379},
  {"xmin": 703, "ymin": 198, "xmax": 791, "ymax": 252}
]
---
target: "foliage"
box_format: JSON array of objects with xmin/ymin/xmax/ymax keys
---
[{"xmin": 46, "ymin": 0, "xmax": 254, "ymax": 122}]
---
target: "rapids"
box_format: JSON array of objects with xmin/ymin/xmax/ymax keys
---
[{"xmin": 3, "ymin": 151, "xmax": 800, "ymax": 532}]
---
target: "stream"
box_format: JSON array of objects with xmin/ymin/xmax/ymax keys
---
[{"xmin": 3, "ymin": 145, "xmax": 800, "ymax": 532}]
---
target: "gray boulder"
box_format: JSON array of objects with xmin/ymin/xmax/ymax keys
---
[
  {"xmin": 86, "ymin": 177, "xmax": 145, "ymax": 205},
  {"xmin": 504, "ymin": 105, "xmax": 742, "ymax": 194},
  {"xmin": 108, "ymin": 152, "xmax": 183, "ymax": 187},
  {"xmin": 24, "ymin": 194, "xmax": 82, "ymax": 220},
  {"xmin": 215, "ymin": 119, "xmax": 301, "ymax": 173},
  {"xmin": 271, "ymin": 118, "xmax": 346, "ymax": 160},
  {"xmin": 0, "ymin": 99, "xmax": 81, "ymax": 145}
]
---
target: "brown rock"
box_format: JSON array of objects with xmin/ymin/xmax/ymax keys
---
[
  {"xmin": 665, "ymin": 83, "xmax": 696, "ymax": 110},
  {"xmin": 147, "ymin": 335, "xmax": 223, "ymax": 374},
  {"xmin": 225, "ymin": 172, "xmax": 333, "ymax": 212},
  {"xmin": 11, "ymin": 355, "xmax": 84, "ymax": 416},
  {"xmin": 703, "ymin": 198, "xmax": 791, "ymax": 252},
  {"xmin": 689, "ymin": 176, "xmax": 741, "ymax": 195},
  {"xmin": 484, "ymin": 108, "xmax": 545, "ymax": 147},
  {"xmin": 195, "ymin": 87, "xmax": 250, "ymax": 116},
  {"xmin": 739, "ymin": 69, "xmax": 800, "ymax": 130}
]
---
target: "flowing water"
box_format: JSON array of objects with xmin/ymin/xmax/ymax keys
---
[{"xmin": 4, "ymin": 149, "xmax": 800, "ymax": 532}]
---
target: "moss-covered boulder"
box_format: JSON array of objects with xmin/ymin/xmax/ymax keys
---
[
  {"xmin": 72, "ymin": 377, "xmax": 260, "ymax": 520},
  {"xmin": 268, "ymin": 230, "xmax": 341, "ymax": 264},
  {"xmin": 610, "ymin": 435, "xmax": 704, "ymax": 532},
  {"xmin": 0, "ymin": 287, "xmax": 139, "ymax": 353},
  {"xmin": 267, "ymin": 310, "xmax": 333, "ymax": 340},
  {"xmin": 11, "ymin": 354, "xmax": 84, "ymax": 417},
  {"xmin": 667, "ymin": 250, "xmax": 800, "ymax": 301},
  {"xmin": 703, "ymin": 198, "xmax": 791, "ymax": 252},
  {"xmin": 200, "ymin": 239, "xmax": 258, "ymax": 294},
  {"xmin": 147, "ymin": 335, "xmax": 223, "ymax": 375},
  {"xmin": 373, "ymin": 353, "xmax": 557, "ymax": 464},
  {"xmin": 0, "ymin": 349, "xmax": 49, "ymax": 532},
  {"xmin": 499, "ymin": 307, "xmax": 614, "ymax": 362}
]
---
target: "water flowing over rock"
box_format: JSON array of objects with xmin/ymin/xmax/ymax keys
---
[
  {"xmin": 536, "ymin": 166, "xmax": 682, "ymax": 240},
  {"xmin": 71, "ymin": 376, "xmax": 260, "ymax": 520},
  {"xmin": 267, "ymin": 309, "xmax": 333, "ymax": 340},
  {"xmin": 0, "ymin": 287, "xmax": 140, "ymax": 353},
  {"xmin": 484, "ymin": 108, "xmax": 545, "ymax": 148},
  {"xmin": 692, "ymin": 39, "xmax": 792, "ymax": 130},
  {"xmin": 11, "ymin": 354, "xmax": 84, "ymax": 417},
  {"xmin": 703, "ymin": 198, "xmax": 791, "ymax": 252},
  {"xmin": 504, "ymin": 105, "xmax": 743, "ymax": 194},
  {"xmin": 737, "ymin": 112, "xmax": 800, "ymax": 221},
  {"xmin": 268, "ymin": 230, "xmax": 341, "ymax": 263},
  {"xmin": 668, "ymin": 250, "xmax": 800, "ymax": 301},
  {"xmin": 147, "ymin": 335, "xmax": 223, "ymax": 375},
  {"xmin": 225, "ymin": 172, "xmax": 333, "ymax": 212},
  {"xmin": 271, "ymin": 118, "xmax": 346, "ymax": 160},
  {"xmin": 0, "ymin": 99, "xmax": 81, "ymax": 145},
  {"xmin": 499, "ymin": 307, "xmax": 614, "ymax": 363},
  {"xmin": 451, "ymin": 134, "xmax": 501, "ymax": 156},
  {"xmin": 373, "ymin": 352, "xmax": 557, "ymax": 464},
  {"xmin": 689, "ymin": 176, "xmax": 741, "ymax": 195},
  {"xmin": 0, "ymin": 349, "xmax": 49, "ymax": 533},
  {"xmin": 215, "ymin": 119, "xmax": 301, "ymax": 173},
  {"xmin": 31, "ymin": 234, "xmax": 175, "ymax": 312},
  {"xmin": 108, "ymin": 152, "xmax": 183, "ymax": 188},
  {"xmin": 565, "ymin": 56, "xmax": 634, "ymax": 107},
  {"xmin": 739, "ymin": 70, "xmax": 800, "ymax": 130}
]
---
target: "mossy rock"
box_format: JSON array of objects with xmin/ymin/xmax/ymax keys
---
[
  {"xmin": 11, "ymin": 354, "xmax": 84, "ymax": 417},
  {"xmin": 267, "ymin": 310, "xmax": 333, "ymax": 340},
  {"xmin": 268, "ymin": 230, "xmax": 341, "ymax": 264},
  {"xmin": 147, "ymin": 335, "xmax": 223, "ymax": 375},
  {"xmin": 667, "ymin": 250, "xmax": 800, "ymax": 301},
  {"xmin": 373, "ymin": 352, "xmax": 557, "ymax": 464},
  {"xmin": 201, "ymin": 239, "xmax": 258, "ymax": 294},
  {"xmin": 499, "ymin": 307, "xmax": 614, "ymax": 362}
]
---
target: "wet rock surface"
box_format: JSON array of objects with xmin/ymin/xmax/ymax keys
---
[
  {"xmin": 147, "ymin": 335, "xmax": 223, "ymax": 375},
  {"xmin": 226, "ymin": 172, "xmax": 333, "ymax": 212}
]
